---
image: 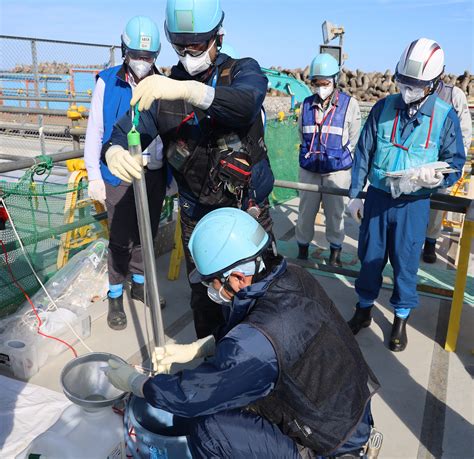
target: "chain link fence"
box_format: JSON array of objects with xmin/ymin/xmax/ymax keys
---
[{"xmin": 0, "ymin": 35, "xmax": 121, "ymax": 160}]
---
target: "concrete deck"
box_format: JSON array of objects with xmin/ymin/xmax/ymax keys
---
[{"xmin": 1, "ymin": 198, "xmax": 473, "ymax": 458}]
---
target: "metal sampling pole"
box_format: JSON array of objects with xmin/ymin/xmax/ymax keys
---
[{"xmin": 127, "ymin": 109, "xmax": 165, "ymax": 348}]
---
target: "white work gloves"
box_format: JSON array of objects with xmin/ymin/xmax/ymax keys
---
[
  {"xmin": 105, "ymin": 145, "xmax": 142, "ymax": 183},
  {"xmin": 104, "ymin": 359, "xmax": 148, "ymax": 398},
  {"xmin": 152, "ymin": 335, "xmax": 216, "ymax": 373},
  {"xmin": 415, "ymin": 167, "xmax": 444, "ymax": 189},
  {"xmin": 87, "ymin": 179, "xmax": 106, "ymax": 205},
  {"xmin": 347, "ymin": 198, "xmax": 364, "ymax": 224},
  {"xmin": 130, "ymin": 75, "xmax": 210, "ymax": 112}
]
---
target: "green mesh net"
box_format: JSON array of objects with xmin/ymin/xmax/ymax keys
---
[
  {"xmin": 0, "ymin": 158, "xmax": 174, "ymax": 317},
  {"xmin": 265, "ymin": 117, "xmax": 300, "ymax": 205}
]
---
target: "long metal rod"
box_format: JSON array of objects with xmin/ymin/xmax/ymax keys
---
[
  {"xmin": 0, "ymin": 95, "xmax": 91, "ymax": 103},
  {"xmin": 133, "ymin": 172, "xmax": 166, "ymax": 348},
  {"xmin": 0, "ymin": 150, "xmax": 83, "ymax": 173},
  {"xmin": 274, "ymin": 179, "xmax": 471, "ymax": 214},
  {"xmin": 0, "ymin": 123, "xmax": 87, "ymax": 136},
  {"xmin": 0, "ymin": 106, "xmax": 88, "ymax": 116}
]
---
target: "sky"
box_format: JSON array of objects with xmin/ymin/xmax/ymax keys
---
[{"xmin": 0, "ymin": 0, "xmax": 473, "ymax": 74}]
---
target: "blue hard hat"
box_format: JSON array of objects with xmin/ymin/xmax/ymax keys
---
[
  {"xmin": 165, "ymin": 0, "xmax": 224, "ymax": 45},
  {"xmin": 219, "ymin": 43, "xmax": 239, "ymax": 58},
  {"xmin": 188, "ymin": 208, "xmax": 270, "ymax": 282},
  {"xmin": 309, "ymin": 53, "xmax": 339, "ymax": 79},
  {"xmin": 122, "ymin": 16, "xmax": 161, "ymax": 57}
]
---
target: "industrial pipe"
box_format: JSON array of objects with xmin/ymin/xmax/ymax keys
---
[
  {"xmin": 0, "ymin": 150, "xmax": 83, "ymax": 173},
  {"xmin": 274, "ymin": 179, "xmax": 471, "ymax": 214}
]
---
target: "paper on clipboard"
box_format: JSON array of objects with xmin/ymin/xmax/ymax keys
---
[{"xmin": 383, "ymin": 161, "xmax": 457, "ymax": 178}]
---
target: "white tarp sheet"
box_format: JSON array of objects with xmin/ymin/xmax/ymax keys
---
[{"xmin": 0, "ymin": 374, "xmax": 71, "ymax": 458}]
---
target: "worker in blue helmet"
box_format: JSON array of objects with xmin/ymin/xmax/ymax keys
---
[
  {"xmin": 295, "ymin": 53, "xmax": 361, "ymax": 267},
  {"xmin": 105, "ymin": 207, "xmax": 382, "ymax": 459},
  {"xmin": 102, "ymin": 0, "xmax": 275, "ymax": 339},
  {"xmin": 84, "ymin": 16, "xmax": 167, "ymax": 331},
  {"xmin": 347, "ymin": 38, "xmax": 465, "ymax": 351}
]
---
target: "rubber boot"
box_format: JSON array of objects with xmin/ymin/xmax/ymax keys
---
[
  {"xmin": 422, "ymin": 239, "xmax": 437, "ymax": 264},
  {"xmin": 347, "ymin": 304, "xmax": 372, "ymax": 335},
  {"xmin": 297, "ymin": 243, "xmax": 309, "ymax": 260},
  {"xmin": 107, "ymin": 295, "xmax": 127, "ymax": 331},
  {"xmin": 131, "ymin": 281, "xmax": 166, "ymax": 309},
  {"xmin": 389, "ymin": 316, "xmax": 408, "ymax": 352},
  {"xmin": 328, "ymin": 247, "xmax": 342, "ymax": 267}
]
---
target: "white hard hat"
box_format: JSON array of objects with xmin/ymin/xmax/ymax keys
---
[{"xmin": 395, "ymin": 38, "xmax": 445, "ymax": 87}]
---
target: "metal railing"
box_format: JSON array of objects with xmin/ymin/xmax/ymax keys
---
[{"xmin": 0, "ymin": 35, "xmax": 120, "ymax": 157}]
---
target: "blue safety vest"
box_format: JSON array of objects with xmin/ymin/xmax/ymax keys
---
[
  {"xmin": 97, "ymin": 65, "xmax": 132, "ymax": 186},
  {"xmin": 299, "ymin": 91, "xmax": 353, "ymax": 174},
  {"xmin": 369, "ymin": 94, "xmax": 452, "ymax": 193}
]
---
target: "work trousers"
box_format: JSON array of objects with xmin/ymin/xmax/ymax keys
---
[
  {"xmin": 426, "ymin": 188, "xmax": 448, "ymax": 240},
  {"xmin": 180, "ymin": 202, "xmax": 273, "ymax": 339},
  {"xmin": 355, "ymin": 186, "xmax": 430, "ymax": 311},
  {"xmin": 105, "ymin": 167, "xmax": 166, "ymax": 285},
  {"xmin": 185, "ymin": 404, "xmax": 372, "ymax": 459},
  {"xmin": 295, "ymin": 168, "xmax": 351, "ymax": 247}
]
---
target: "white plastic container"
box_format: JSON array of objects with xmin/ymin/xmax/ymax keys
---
[
  {"xmin": 24, "ymin": 404, "xmax": 125, "ymax": 459},
  {"xmin": 0, "ymin": 310, "xmax": 91, "ymax": 379},
  {"xmin": 0, "ymin": 338, "xmax": 38, "ymax": 380}
]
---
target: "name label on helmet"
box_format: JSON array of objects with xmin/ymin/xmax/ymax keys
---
[{"xmin": 140, "ymin": 35, "xmax": 151, "ymax": 50}]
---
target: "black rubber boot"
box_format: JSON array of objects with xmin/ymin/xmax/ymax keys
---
[
  {"xmin": 422, "ymin": 239, "xmax": 437, "ymax": 264},
  {"xmin": 107, "ymin": 295, "xmax": 127, "ymax": 331},
  {"xmin": 347, "ymin": 304, "xmax": 372, "ymax": 335},
  {"xmin": 389, "ymin": 316, "xmax": 408, "ymax": 352},
  {"xmin": 328, "ymin": 247, "xmax": 342, "ymax": 267},
  {"xmin": 297, "ymin": 243, "xmax": 309, "ymax": 260},
  {"xmin": 131, "ymin": 281, "xmax": 166, "ymax": 309}
]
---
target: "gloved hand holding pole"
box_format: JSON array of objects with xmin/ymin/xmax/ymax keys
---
[{"xmin": 152, "ymin": 335, "xmax": 216, "ymax": 372}]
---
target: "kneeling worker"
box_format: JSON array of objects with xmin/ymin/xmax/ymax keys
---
[{"xmin": 105, "ymin": 208, "xmax": 381, "ymax": 458}]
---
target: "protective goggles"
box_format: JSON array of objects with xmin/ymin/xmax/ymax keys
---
[
  {"xmin": 394, "ymin": 71, "xmax": 432, "ymax": 89},
  {"xmin": 310, "ymin": 78, "xmax": 333, "ymax": 87},
  {"xmin": 125, "ymin": 49, "xmax": 158, "ymax": 62},
  {"xmin": 171, "ymin": 38, "xmax": 215, "ymax": 57}
]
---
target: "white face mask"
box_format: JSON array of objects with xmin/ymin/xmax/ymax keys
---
[
  {"xmin": 128, "ymin": 59, "xmax": 153, "ymax": 80},
  {"xmin": 397, "ymin": 82, "xmax": 426, "ymax": 105},
  {"xmin": 178, "ymin": 40, "xmax": 215, "ymax": 76},
  {"xmin": 207, "ymin": 284, "xmax": 232, "ymax": 305},
  {"xmin": 315, "ymin": 81, "xmax": 334, "ymax": 100}
]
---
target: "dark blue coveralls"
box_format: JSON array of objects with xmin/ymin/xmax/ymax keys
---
[
  {"xmin": 349, "ymin": 93, "xmax": 465, "ymax": 316},
  {"xmin": 140, "ymin": 260, "xmax": 373, "ymax": 458}
]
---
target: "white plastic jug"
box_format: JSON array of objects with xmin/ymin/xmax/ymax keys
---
[{"xmin": 25, "ymin": 404, "xmax": 125, "ymax": 459}]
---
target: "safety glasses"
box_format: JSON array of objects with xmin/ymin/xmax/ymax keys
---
[
  {"xmin": 394, "ymin": 72, "xmax": 431, "ymax": 89},
  {"xmin": 172, "ymin": 38, "xmax": 215, "ymax": 57},
  {"xmin": 126, "ymin": 50, "xmax": 158, "ymax": 62},
  {"xmin": 310, "ymin": 78, "xmax": 332, "ymax": 87}
]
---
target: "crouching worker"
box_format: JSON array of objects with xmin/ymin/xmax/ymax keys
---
[{"xmin": 105, "ymin": 208, "xmax": 381, "ymax": 458}]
